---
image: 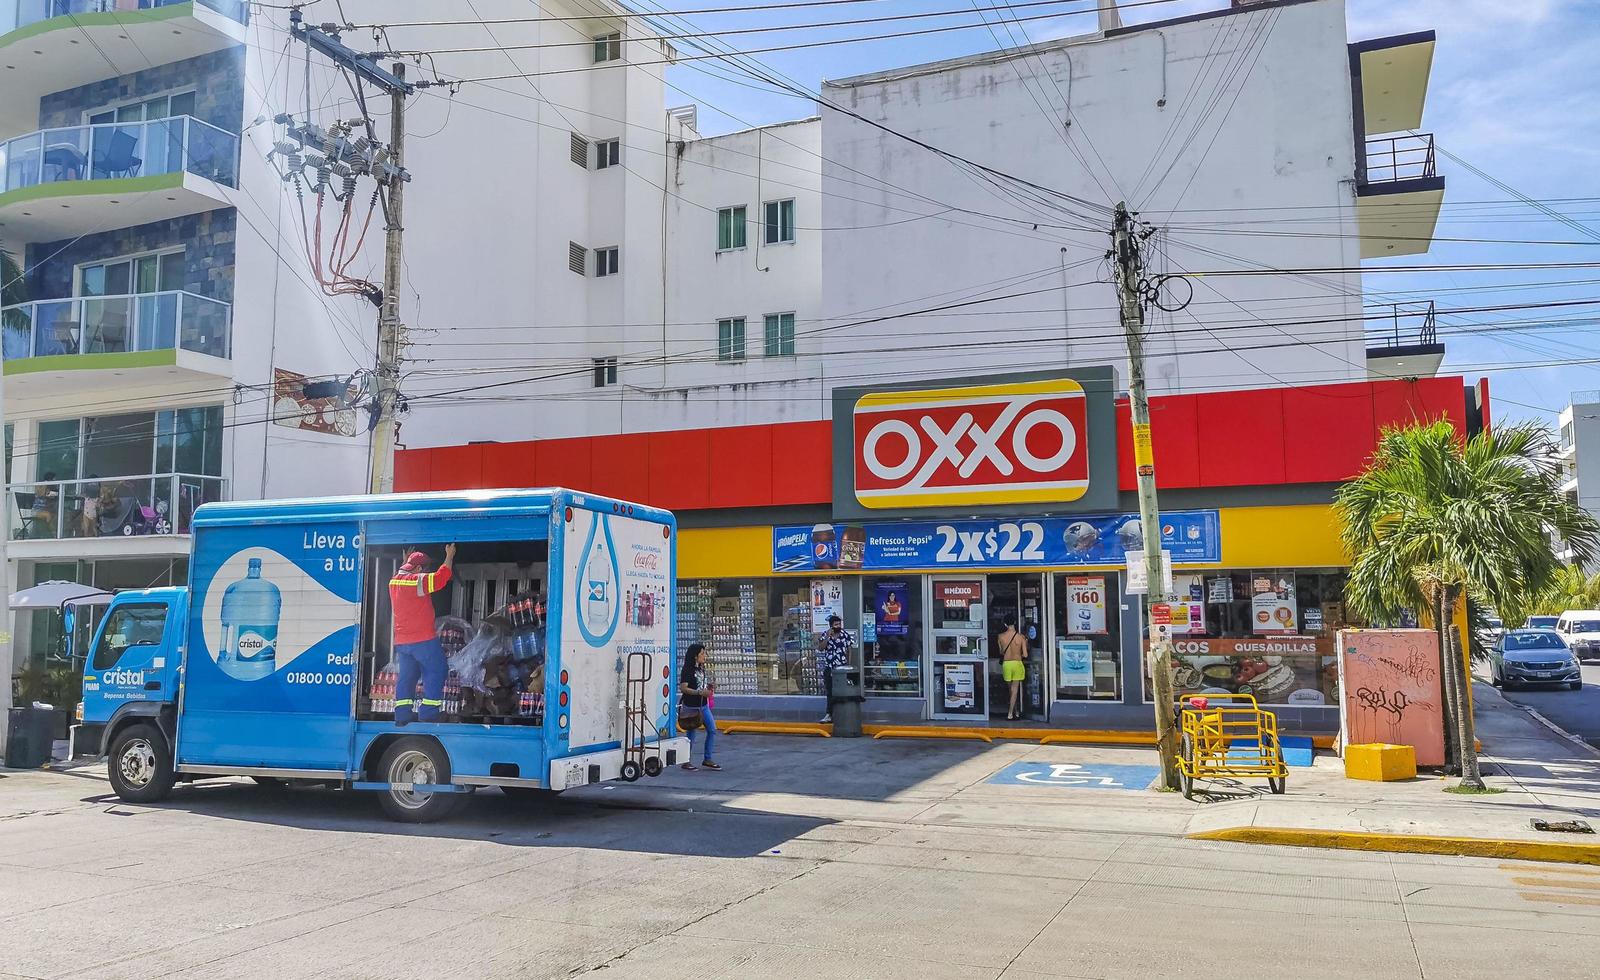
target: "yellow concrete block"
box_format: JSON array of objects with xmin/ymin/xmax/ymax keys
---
[{"xmin": 1345, "ymin": 742, "xmax": 1417, "ymax": 781}]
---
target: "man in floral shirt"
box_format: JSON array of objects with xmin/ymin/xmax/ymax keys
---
[{"xmin": 815, "ymin": 614, "xmax": 855, "ymax": 723}]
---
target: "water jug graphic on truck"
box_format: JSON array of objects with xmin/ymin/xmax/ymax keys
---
[{"xmin": 75, "ymin": 489, "xmax": 689, "ymax": 822}]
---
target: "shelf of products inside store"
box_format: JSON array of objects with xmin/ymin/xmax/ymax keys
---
[{"xmin": 676, "ymin": 580, "xmax": 822, "ymax": 696}]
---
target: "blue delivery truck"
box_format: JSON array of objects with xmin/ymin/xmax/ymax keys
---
[{"xmin": 76, "ymin": 488, "xmax": 689, "ymax": 822}]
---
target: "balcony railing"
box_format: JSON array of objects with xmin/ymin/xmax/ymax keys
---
[
  {"xmin": 1368, "ymin": 300, "xmax": 1438, "ymax": 350},
  {"xmin": 8, "ymin": 472, "xmax": 224, "ymax": 541},
  {"xmin": 1363, "ymin": 133, "xmax": 1437, "ymax": 185},
  {"xmin": 11, "ymin": 1, "xmax": 247, "ymax": 32},
  {"xmin": 0, "ymin": 116, "xmax": 237, "ymax": 195},
  {"xmin": 2, "ymin": 289, "xmax": 230, "ymax": 362}
]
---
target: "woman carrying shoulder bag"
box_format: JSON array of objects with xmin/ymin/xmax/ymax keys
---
[{"xmin": 678, "ymin": 643, "xmax": 721, "ymax": 770}]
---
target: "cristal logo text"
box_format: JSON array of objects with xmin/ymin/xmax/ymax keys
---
[{"xmin": 102, "ymin": 669, "xmax": 145, "ymax": 686}]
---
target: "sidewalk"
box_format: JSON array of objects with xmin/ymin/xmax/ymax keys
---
[
  {"xmin": 575, "ymin": 682, "xmax": 1600, "ymax": 863},
  {"xmin": 1176, "ymin": 681, "xmax": 1600, "ymax": 861}
]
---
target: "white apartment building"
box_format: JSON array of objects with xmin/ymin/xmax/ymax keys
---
[
  {"xmin": 2, "ymin": 1, "xmax": 380, "ymax": 676},
  {"xmin": 402, "ymin": 0, "xmax": 1446, "ymax": 443},
  {"xmin": 1558, "ymin": 393, "xmax": 1600, "ymax": 569}
]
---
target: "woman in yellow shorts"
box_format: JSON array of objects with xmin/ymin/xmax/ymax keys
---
[{"xmin": 998, "ymin": 618, "xmax": 1027, "ymax": 720}]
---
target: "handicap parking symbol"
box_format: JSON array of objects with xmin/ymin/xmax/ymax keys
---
[{"xmin": 988, "ymin": 761, "xmax": 1160, "ymax": 790}]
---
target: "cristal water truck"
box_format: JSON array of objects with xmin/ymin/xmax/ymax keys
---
[{"xmin": 76, "ymin": 489, "xmax": 689, "ymax": 822}]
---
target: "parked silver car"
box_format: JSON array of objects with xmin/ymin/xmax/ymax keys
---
[{"xmin": 1490, "ymin": 629, "xmax": 1582, "ymax": 691}]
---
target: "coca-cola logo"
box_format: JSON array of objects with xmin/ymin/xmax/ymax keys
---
[
  {"xmin": 632, "ymin": 552, "xmax": 660, "ymax": 570},
  {"xmin": 853, "ymin": 379, "xmax": 1089, "ymax": 508}
]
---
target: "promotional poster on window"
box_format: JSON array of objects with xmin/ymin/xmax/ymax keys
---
[
  {"xmin": 772, "ymin": 511, "xmax": 1220, "ymax": 572},
  {"xmin": 874, "ymin": 581, "xmax": 910, "ymax": 637}
]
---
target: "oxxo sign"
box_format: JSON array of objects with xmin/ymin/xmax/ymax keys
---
[{"xmin": 852, "ymin": 378, "xmax": 1091, "ymax": 509}]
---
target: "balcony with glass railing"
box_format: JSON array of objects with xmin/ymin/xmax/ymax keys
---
[
  {"xmin": 7, "ymin": 472, "xmax": 224, "ymax": 542},
  {"xmin": 0, "ymin": 116, "xmax": 238, "ymax": 241},
  {"xmin": 10, "ymin": 1, "xmax": 247, "ymax": 31},
  {"xmin": 3, "ymin": 288, "xmax": 230, "ymax": 362},
  {"xmin": 1, "ymin": 4, "xmax": 248, "ymax": 138}
]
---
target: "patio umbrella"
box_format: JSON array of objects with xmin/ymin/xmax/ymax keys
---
[{"xmin": 9, "ymin": 581, "xmax": 113, "ymax": 610}]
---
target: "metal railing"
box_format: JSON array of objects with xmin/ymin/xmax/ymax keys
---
[
  {"xmin": 2, "ymin": 289, "xmax": 230, "ymax": 362},
  {"xmin": 1363, "ymin": 133, "xmax": 1437, "ymax": 184},
  {"xmin": 1369, "ymin": 300, "xmax": 1438, "ymax": 349},
  {"xmin": 11, "ymin": 1, "xmax": 247, "ymax": 32},
  {"xmin": 7, "ymin": 472, "xmax": 224, "ymax": 541},
  {"xmin": 0, "ymin": 116, "xmax": 238, "ymax": 195}
]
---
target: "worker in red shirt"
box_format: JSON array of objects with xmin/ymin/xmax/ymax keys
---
[{"xmin": 389, "ymin": 543, "xmax": 455, "ymax": 724}]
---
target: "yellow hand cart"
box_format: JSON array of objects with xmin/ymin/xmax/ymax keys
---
[{"xmin": 1175, "ymin": 693, "xmax": 1288, "ymax": 800}]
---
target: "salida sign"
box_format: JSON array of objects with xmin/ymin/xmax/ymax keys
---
[{"xmin": 853, "ymin": 378, "xmax": 1088, "ymax": 508}]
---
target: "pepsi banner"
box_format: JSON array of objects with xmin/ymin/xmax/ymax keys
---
[{"xmin": 773, "ymin": 510, "xmax": 1220, "ymax": 572}]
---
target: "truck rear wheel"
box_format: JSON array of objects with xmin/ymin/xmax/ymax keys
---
[
  {"xmin": 376, "ymin": 738, "xmax": 460, "ymax": 823},
  {"xmin": 108, "ymin": 723, "xmax": 175, "ymax": 804}
]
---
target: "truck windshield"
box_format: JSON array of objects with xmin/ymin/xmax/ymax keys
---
[
  {"xmin": 1569, "ymin": 620, "xmax": 1600, "ymax": 634},
  {"xmin": 92, "ymin": 603, "xmax": 167, "ymax": 669}
]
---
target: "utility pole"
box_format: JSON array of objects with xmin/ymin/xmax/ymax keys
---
[
  {"xmin": 1112, "ymin": 201, "xmax": 1179, "ymax": 788},
  {"xmin": 287, "ymin": 9, "xmax": 413, "ymax": 495},
  {"xmin": 370, "ymin": 63, "xmax": 405, "ymax": 495}
]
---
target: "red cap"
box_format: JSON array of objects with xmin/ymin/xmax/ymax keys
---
[{"xmin": 402, "ymin": 550, "xmax": 430, "ymax": 570}]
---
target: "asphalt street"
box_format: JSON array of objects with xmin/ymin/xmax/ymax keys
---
[
  {"xmin": 3, "ymin": 735, "xmax": 1598, "ymax": 980},
  {"xmin": 1492, "ymin": 662, "xmax": 1600, "ymax": 749}
]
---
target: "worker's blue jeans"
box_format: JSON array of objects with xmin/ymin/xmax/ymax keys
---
[
  {"xmin": 394, "ymin": 637, "xmax": 446, "ymax": 724},
  {"xmin": 687, "ymin": 707, "xmax": 717, "ymax": 762}
]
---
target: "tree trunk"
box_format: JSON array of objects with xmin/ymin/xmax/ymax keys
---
[
  {"xmin": 1447, "ymin": 613, "xmax": 1486, "ymax": 790},
  {"xmin": 1434, "ymin": 590, "xmax": 1460, "ymax": 774}
]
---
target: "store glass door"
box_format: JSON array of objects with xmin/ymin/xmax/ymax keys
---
[
  {"xmin": 987, "ymin": 574, "xmax": 1049, "ymax": 721},
  {"xmin": 927, "ymin": 577, "xmax": 988, "ymax": 720}
]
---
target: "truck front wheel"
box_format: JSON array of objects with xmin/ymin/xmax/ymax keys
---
[
  {"xmin": 108, "ymin": 723, "xmax": 175, "ymax": 804},
  {"xmin": 376, "ymin": 738, "xmax": 460, "ymax": 823}
]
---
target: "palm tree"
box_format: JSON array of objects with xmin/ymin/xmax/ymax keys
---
[
  {"xmin": 1336, "ymin": 420, "xmax": 1600, "ymax": 789},
  {"xmin": 1535, "ymin": 564, "xmax": 1600, "ymax": 615},
  {"xmin": 2, "ymin": 244, "xmax": 28, "ymax": 343}
]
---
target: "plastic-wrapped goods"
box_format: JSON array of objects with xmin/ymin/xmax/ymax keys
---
[
  {"xmin": 449, "ymin": 620, "xmax": 513, "ymax": 693},
  {"xmin": 436, "ymin": 616, "xmax": 472, "ymax": 658}
]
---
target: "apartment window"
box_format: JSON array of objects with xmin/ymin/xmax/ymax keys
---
[
  {"xmin": 717, "ymin": 318, "xmax": 746, "ymax": 362},
  {"xmin": 568, "ymin": 242, "xmax": 586, "ymax": 275},
  {"xmin": 595, "ymin": 247, "xmax": 619, "ymax": 277},
  {"xmin": 78, "ymin": 249, "xmax": 185, "ymax": 296},
  {"xmin": 764, "ymin": 198, "xmax": 795, "ymax": 244},
  {"xmin": 595, "ymin": 139, "xmax": 621, "ymax": 170},
  {"xmin": 594, "ymin": 33, "xmax": 622, "ymax": 63},
  {"xmin": 592, "ymin": 357, "xmax": 618, "ymax": 388},
  {"xmin": 570, "ymin": 133, "xmax": 589, "ymax": 168},
  {"xmin": 717, "ymin": 206, "xmax": 747, "ymax": 251},
  {"xmin": 763, "ymin": 313, "xmax": 795, "ymax": 356},
  {"xmin": 86, "ymin": 90, "xmax": 196, "ymax": 126}
]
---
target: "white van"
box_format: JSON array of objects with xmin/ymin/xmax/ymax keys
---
[{"xmin": 1554, "ymin": 611, "xmax": 1600, "ymax": 660}]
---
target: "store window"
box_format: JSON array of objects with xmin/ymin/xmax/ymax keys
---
[
  {"xmin": 862, "ymin": 575, "xmax": 923, "ymax": 697},
  {"xmin": 677, "ymin": 577, "xmax": 845, "ymax": 696},
  {"xmin": 1053, "ymin": 573, "xmax": 1122, "ymax": 700},
  {"xmin": 1148, "ymin": 568, "xmax": 1349, "ymax": 706}
]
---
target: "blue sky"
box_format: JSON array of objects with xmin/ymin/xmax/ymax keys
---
[{"xmin": 652, "ymin": 0, "xmax": 1600, "ymax": 425}]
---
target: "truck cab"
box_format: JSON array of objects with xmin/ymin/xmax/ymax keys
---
[{"xmin": 77, "ymin": 589, "xmax": 185, "ymax": 777}]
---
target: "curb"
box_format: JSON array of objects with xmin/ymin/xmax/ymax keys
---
[{"xmin": 1188, "ymin": 826, "xmax": 1600, "ymax": 866}]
